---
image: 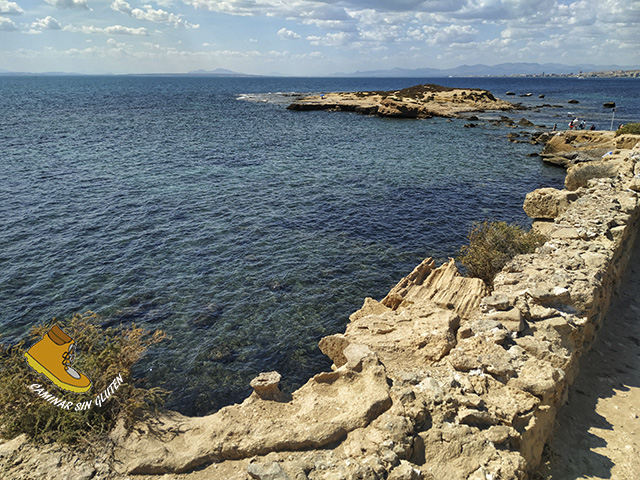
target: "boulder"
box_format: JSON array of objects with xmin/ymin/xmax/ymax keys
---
[
  {"xmin": 518, "ymin": 118, "xmax": 535, "ymax": 127},
  {"xmin": 250, "ymin": 371, "xmax": 284, "ymax": 401},
  {"xmin": 565, "ymin": 161, "xmax": 622, "ymax": 190},
  {"xmin": 523, "ymin": 187, "xmax": 578, "ymax": 219},
  {"xmin": 481, "ymin": 293, "xmax": 511, "ymax": 312},
  {"xmin": 247, "ymin": 462, "xmax": 291, "ymax": 480}
]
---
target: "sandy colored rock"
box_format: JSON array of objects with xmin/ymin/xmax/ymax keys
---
[
  {"xmin": 540, "ymin": 131, "xmax": 615, "ymax": 167},
  {"xmin": 288, "ymin": 84, "xmax": 516, "ymax": 119},
  {"xmin": 250, "ymin": 371, "xmax": 284, "ymax": 400},
  {"xmin": 564, "ymin": 159, "xmax": 627, "ymax": 190},
  {"xmin": 113, "ymin": 354, "xmax": 392, "ymax": 474},
  {"xmin": 614, "ymin": 133, "xmax": 640, "ymax": 149},
  {"xmin": 382, "ymin": 257, "xmax": 488, "ymax": 319},
  {"xmin": 247, "ymin": 461, "xmax": 290, "ymax": 480},
  {"xmin": 523, "ymin": 187, "xmax": 579, "ymax": 219}
]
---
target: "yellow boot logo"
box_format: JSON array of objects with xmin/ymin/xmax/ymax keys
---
[{"xmin": 24, "ymin": 325, "xmax": 92, "ymax": 393}]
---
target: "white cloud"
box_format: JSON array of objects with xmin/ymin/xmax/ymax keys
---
[
  {"xmin": 44, "ymin": 0, "xmax": 90, "ymax": 9},
  {"xmin": 64, "ymin": 24, "xmax": 149, "ymax": 35},
  {"xmin": 426, "ymin": 24, "xmax": 477, "ymax": 45},
  {"xmin": 277, "ymin": 27, "xmax": 300, "ymax": 40},
  {"xmin": 184, "ymin": 0, "xmax": 353, "ymax": 27},
  {"xmin": 111, "ymin": 0, "xmax": 198, "ymax": 28},
  {"xmin": 0, "ymin": 15, "xmax": 18, "ymax": 30},
  {"xmin": 4, "ymin": 0, "xmax": 640, "ymax": 73},
  {"xmin": 0, "ymin": 0, "xmax": 23, "ymax": 15},
  {"xmin": 32, "ymin": 16, "xmax": 63, "ymax": 30},
  {"xmin": 307, "ymin": 31, "xmax": 353, "ymax": 47}
]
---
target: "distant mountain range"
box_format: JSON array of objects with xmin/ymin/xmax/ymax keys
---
[
  {"xmin": 1, "ymin": 63, "xmax": 637, "ymax": 78},
  {"xmin": 0, "ymin": 68, "xmax": 254, "ymax": 77},
  {"xmin": 332, "ymin": 62, "xmax": 637, "ymax": 78},
  {"xmin": 186, "ymin": 68, "xmax": 257, "ymax": 77},
  {"xmin": 0, "ymin": 70, "xmax": 85, "ymax": 76}
]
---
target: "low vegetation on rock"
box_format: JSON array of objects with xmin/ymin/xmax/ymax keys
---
[
  {"xmin": 0, "ymin": 312, "xmax": 168, "ymax": 444},
  {"xmin": 458, "ymin": 220, "xmax": 547, "ymax": 288},
  {"xmin": 615, "ymin": 122, "xmax": 640, "ymax": 136}
]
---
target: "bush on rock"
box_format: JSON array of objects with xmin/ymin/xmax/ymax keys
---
[{"xmin": 458, "ymin": 220, "xmax": 546, "ymax": 288}]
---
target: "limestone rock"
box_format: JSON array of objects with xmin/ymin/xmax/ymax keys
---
[
  {"xmin": 387, "ymin": 460, "xmax": 421, "ymax": 480},
  {"xmin": 344, "ymin": 301, "xmax": 461, "ymax": 372},
  {"xmin": 481, "ymin": 293, "xmax": 510, "ymax": 311},
  {"xmin": 382, "ymin": 257, "xmax": 436, "ymax": 309},
  {"xmin": 288, "ymin": 84, "xmax": 517, "ymax": 120},
  {"xmin": 565, "ymin": 160, "xmax": 627, "ymax": 191},
  {"xmin": 318, "ymin": 334, "xmax": 350, "ymax": 368},
  {"xmin": 382, "ymin": 258, "xmax": 488, "ymax": 320},
  {"xmin": 115, "ymin": 355, "xmax": 392, "ymax": 474},
  {"xmin": 540, "ymin": 131, "xmax": 615, "ymax": 167},
  {"xmin": 509, "ymin": 359, "xmax": 564, "ymax": 403},
  {"xmin": 247, "ymin": 462, "xmax": 291, "ymax": 480},
  {"xmin": 484, "ymin": 307, "xmax": 525, "ymax": 333},
  {"xmin": 523, "ymin": 187, "xmax": 578, "ymax": 219},
  {"xmin": 349, "ymin": 297, "xmax": 391, "ymax": 322},
  {"xmin": 377, "ymin": 98, "xmax": 422, "ymax": 118},
  {"xmin": 250, "ymin": 371, "xmax": 283, "ymax": 400},
  {"xmin": 615, "ymin": 134, "xmax": 640, "ymax": 150},
  {"xmin": 0, "ymin": 434, "xmax": 28, "ymax": 459}
]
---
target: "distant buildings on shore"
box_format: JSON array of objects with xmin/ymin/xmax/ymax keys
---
[{"xmin": 509, "ymin": 69, "xmax": 640, "ymax": 78}]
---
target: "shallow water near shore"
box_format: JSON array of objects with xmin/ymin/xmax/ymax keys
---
[{"xmin": 1, "ymin": 76, "xmax": 637, "ymax": 415}]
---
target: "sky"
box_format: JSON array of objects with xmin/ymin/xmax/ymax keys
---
[{"xmin": 0, "ymin": 0, "xmax": 639, "ymax": 75}]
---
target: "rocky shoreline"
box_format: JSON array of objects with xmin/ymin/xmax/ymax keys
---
[
  {"xmin": 2, "ymin": 131, "xmax": 640, "ymax": 480},
  {"xmin": 286, "ymin": 84, "xmax": 518, "ymax": 119}
]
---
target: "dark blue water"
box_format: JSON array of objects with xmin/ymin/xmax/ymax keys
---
[{"xmin": 1, "ymin": 76, "xmax": 637, "ymax": 415}]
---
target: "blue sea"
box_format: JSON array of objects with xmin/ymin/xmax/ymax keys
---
[{"xmin": 1, "ymin": 76, "xmax": 638, "ymax": 415}]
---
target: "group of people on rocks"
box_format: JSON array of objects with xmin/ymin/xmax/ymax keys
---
[{"xmin": 568, "ymin": 118, "xmax": 595, "ymax": 130}]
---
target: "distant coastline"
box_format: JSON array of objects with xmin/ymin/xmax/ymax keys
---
[
  {"xmin": 1, "ymin": 63, "xmax": 638, "ymax": 78},
  {"xmin": 505, "ymin": 69, "xmax": 640, "ymax": 79}
]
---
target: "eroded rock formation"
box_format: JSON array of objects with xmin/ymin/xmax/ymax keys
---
[{"xmin": 287, "ymin": 84, "xmax": 518, "ymax": 119}]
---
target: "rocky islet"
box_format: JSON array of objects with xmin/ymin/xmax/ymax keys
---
[{"xmin": 286, "ymin": 84, "xmax": 518, "ymax": 119}]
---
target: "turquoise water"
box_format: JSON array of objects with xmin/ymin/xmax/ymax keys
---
[{"xmin": 1, "ymin": 76, "xmax": 636, "ymax": 414}]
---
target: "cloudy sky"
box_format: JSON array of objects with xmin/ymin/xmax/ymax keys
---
[{"xmin": 1, "ymin": 0, "xmax": 638, "ymax": 75}]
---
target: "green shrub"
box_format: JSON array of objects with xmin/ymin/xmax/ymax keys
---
[
  {"xmin": 0, "ymin": 312, "xmax": 168, "ymax": 444},
  {"xmin": 615, "ymin": 123, "xmax": 640, "ymax": 136},
  {"xmin": 458, "ymin": 220, "xmax": 546, "ymax": 288}
]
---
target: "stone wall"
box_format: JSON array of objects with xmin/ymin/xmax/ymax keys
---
[{"xmin": 2, "ymin": 135, "xmax": 640, "ymax": 480}]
